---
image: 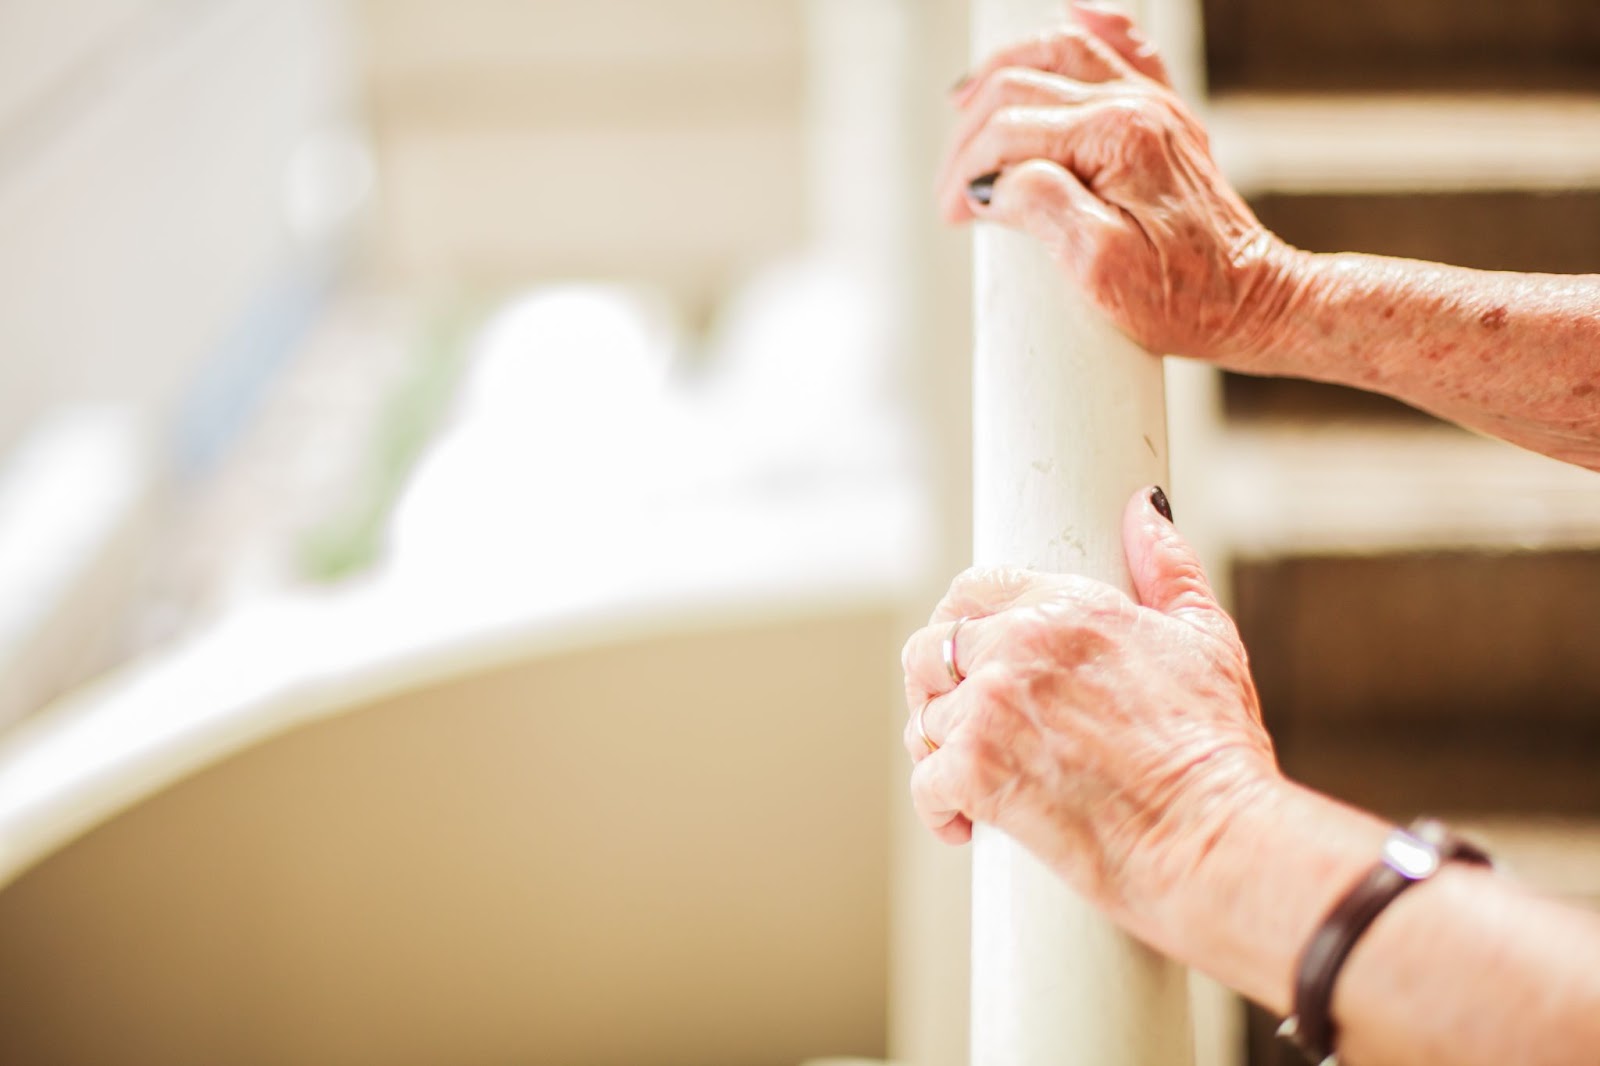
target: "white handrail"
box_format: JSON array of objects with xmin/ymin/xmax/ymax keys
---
[{"xmin": 968, "ymin": 2, "xmax": 1194, "ymax": 1063}]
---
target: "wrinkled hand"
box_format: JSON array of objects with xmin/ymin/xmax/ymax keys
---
[
  {"xmin": 900, "ymin": 489, "xmax": 1280, "ymax": 939},
  {"xmin": 939, "ymin": 1, "xmax": 1295, "ymax": 368}
]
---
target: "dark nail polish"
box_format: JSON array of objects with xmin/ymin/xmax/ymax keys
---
[
  {"xmin": 951, "ymin": 73, "xmax": 972, "ymax": 93},
  {"xmin": 1150, "ymin": 486, "xmax": 1173, "ymax": 522},
  {"xmin": 968, "ymin": 172, "xmax": 999, "ymax": 206}
]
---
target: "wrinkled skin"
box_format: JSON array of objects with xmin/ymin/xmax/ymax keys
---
[
  {"xmin": 937, "ymin": 4, "xmax": 1295, "ymax": 368},
  {"xmin": 906, "ymin": 7, "xmax": 1600, "ymax": 1060},
  {"xmin": 939, "ymin": 2, "xmax": 1600, "ymax": 473},
  {"xmin": 912, "ymin": 3, "xmax": 1288, "ymax": 941},
  {"xmin": 901, "ymin": 490, "xmax": 1278, "ymax": 944}
]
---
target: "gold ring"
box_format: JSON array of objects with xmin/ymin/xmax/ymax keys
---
[
  {"xmin": 943, "ymin": 615, "xmax": 970, "ymax": 687},
  {"xmin": 915, "ymin": 697, "xmax": 939, "ymax": 754}
]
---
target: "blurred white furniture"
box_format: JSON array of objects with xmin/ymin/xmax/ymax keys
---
[
  {"xmin": 0, "ymin": 409, "xmax": 153, "ymax": 727},
  {"xmin": 0, "ymin": 230, "xmax": 929, "ymax": 1061},
  {"xmin": 0, "ymin": 512, "xmax": 915, "ymax": 1065}
]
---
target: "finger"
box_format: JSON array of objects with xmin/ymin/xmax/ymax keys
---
[
  {"xmin": 901, "ymin": 612, "xmax": 1000, "ymax": 701},
  {"xmin": 909, "ymin": 749, "xmax": 974, "ymax": 845},
  {"xmin": 953, "ymin": 24, "xmax": 1132, "ymax": 107},
  {"xmin": 902, "ymin": 695, "xmax": 933, "ymax": 761},
  {"xmin": 1070, "ymin": 0, "xmax": 1173, "ymax": 87},
  {"xmin": 943, "ymin": 66, "xmax": 1095, "ymax": 202},
  {"xmin": 939, "ymin": 100, "xmax": 1118, "ymax": 223},
  {"xmin": 1121, "ymin": 486, "xmax": 1235, "ymax": 643},
  {"xmin": 964, "ymin": 159, "xmax": 1123, "ymax": 275},
  {"xmin": 901, "ymin": 681, "xmax": 974, "ymax": 762},
  {"xmin": 927, "ymin": 565, "xmax": 1050, "ymax": 627},
  {"xmin": 941, "ymin": 79, "xmax": 1107, "ymax": 224}
]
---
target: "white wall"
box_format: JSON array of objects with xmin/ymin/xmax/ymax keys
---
[
  {"xmin": 356, "ymin": 0, "xmax": 811, "ymax": 310},
  {"xmin": 0, "ymin": 0, "xmax": 357, "ymax": 455}
]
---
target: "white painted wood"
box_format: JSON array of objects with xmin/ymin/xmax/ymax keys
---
[
  {"xmin": 1208, "ymin": 93, "xmax": 1600, "ymax": 196},
  {"xmin": 970, "ymin": 2, "xmax": 1193, "ymax": 1064},
  {"xmin": 1212, "ymin": 427, "xmax": 1600, "ymax": 557}
]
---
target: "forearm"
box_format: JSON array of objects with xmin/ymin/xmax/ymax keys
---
[
  {"xmin": 1248, "ymin": 250, "xmax": 1600, "ymax": 470},
  {"xmin": 1158, "ymin": 779, "xmax": 1600, "ymax": 1065}
]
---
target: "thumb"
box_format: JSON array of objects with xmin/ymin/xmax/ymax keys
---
[
  {"xmin": 975, "ymin": 159, "xmax": 1120, "ymax": 266},
  {"xmin": 1122, "ymin": 486, "xmax": 1233, "ymax": 641}
]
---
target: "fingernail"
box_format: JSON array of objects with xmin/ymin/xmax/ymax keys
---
[
  {"xmin": 968, "ymin": 172, "xmax": 999, "ymax": 206},
  {"xmin": 951, "ymin": 73, "xmax": 971, "ymax": 93},
  {"xmin": 1150, "ymin": 486, "xmax": 1174, "ymax": 522}
]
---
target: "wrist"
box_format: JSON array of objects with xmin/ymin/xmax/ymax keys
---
[
  {"xmin": 1215, "ymin": 238, "xmax": 1321, "ymax": 375},
  {"xmin": 1153, "ymin": 777, "xmax": 1391, "ymax": 1014}
]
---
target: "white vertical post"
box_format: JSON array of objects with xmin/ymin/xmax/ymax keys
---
[{"xmin": 969, "ymin": 0, "xmax": 1195, "ymax": 1064}]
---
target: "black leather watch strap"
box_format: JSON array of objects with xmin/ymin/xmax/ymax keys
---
[{"xmin": 1278, "ymin": 818, "xmax": 1493, "ymax": 1065}]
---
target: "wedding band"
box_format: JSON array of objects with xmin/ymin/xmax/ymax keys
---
[
  {"xmin": 943, "ymin": 615, "xmax": 970, "ymax": 686},
  {"xmin": 915, "ymin": 697, "xmax": 939, "ymax": 754}
]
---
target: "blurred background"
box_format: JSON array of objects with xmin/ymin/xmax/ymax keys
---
[{"xmin": 0, "ymin": 1, "xmax": 1597, "ymax": 1064}]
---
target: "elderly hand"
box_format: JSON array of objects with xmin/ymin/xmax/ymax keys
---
[
  {"xmin": 939, "ymin": 2, "xmax": 1296, "ymax": 368},
  {"xmin": 900, "ymin": 489, "xmax": 1280, "ymax": 943}
]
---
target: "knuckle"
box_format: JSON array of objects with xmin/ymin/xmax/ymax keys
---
[
  {"xmin": 963, "ymin": 669, "xmax": 1027, "ymax": 737},
  {"xmin": 962, "ymin": 674, "xmax": 1005, "ymax": 715},
  {"xmin": 1081, "ymin": 35, "xmax": 1124, "ymax": 67},
  {"xmin": 938, "ymin": 738, "xmax": 985, "ymax": 795},
  {"xmin": 948, "ymin": 564, "xmax": 991, "ymax": 594},
  {"xmin": 1058, "ymin": 573, "xmax": 1128, "ymax": 612},
  {"xmin": 943, "ymin": 565, "xmax": 1013, "ymax": 609},
  {"xmin": 1098, "ymin": 92, "xmax": 1161, "ymax": 134},
  {"xmin": 992, "ymin": 65, "xmax": 1038, "ymax": 94},
  {"xmin": 1023, "ymin": 598, "xmax": 1127, "ymax": 655},
  {"xmin": 1047, "ymin": 33, "xmax": 1089, "ymax": 66},
  {"xmin": 959, "ymin": 738, "xmax": 1017, "ymax": 815},
  {"xmin": 1123, "ymin": 110, "xmax": 1168, "ymax": 158},
  {"xmin": 1050, "ymin": 26, "xmax": 1121, "ymax": 72},
  {"xmin": 1100, "ymin": 7, "xmax": 1137, "ymax": 30},
  {"xmin": 1008, "ymin": 160, "xmax": 1063, "ymax": 199},
  {"xmin": 1006, "ymin": 605, "xmax": 1058, "ymax": 645},
  {"xmin": 991, "ymin": 104, "xmax": 1036, "ymax": 137},
  {"xmin": 1049, "ymin": 24, "xmax": 1093, "ymax": 50}
]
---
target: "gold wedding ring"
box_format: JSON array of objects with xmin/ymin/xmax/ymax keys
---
[
  {"xmin": 943, "ymin": 615, "xmax": 970, "ymax": 687},
  {"xmin": 915, "ymin": 697, "xmax": 939, "ymax": 754}
]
